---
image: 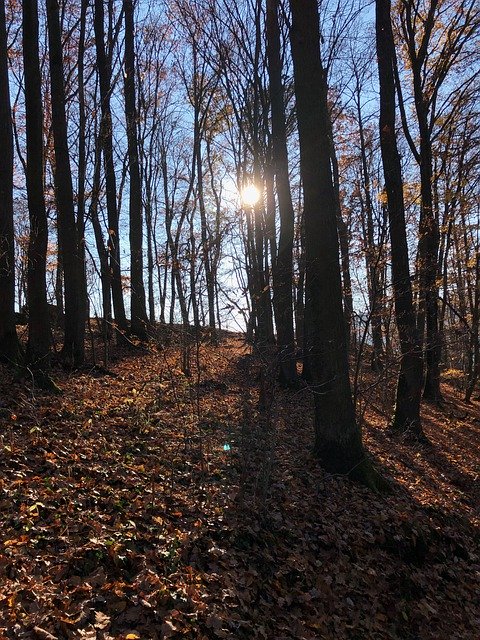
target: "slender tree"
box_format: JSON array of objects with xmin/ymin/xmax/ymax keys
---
[
  {"xmin": 289, "ymin": 0, "xmax": 381, "ymax": 487},
  {"xmin": 76, "ymin": 0, "xmax": 89, "ymax": 346},
  {"xmin": 396, "ymin": 0, "xmax": 480, "ymax": 402},
  {"xmin": 124, "ymin": 0, "xmax": 148, "ymax": 339},
  {"xmin": 376, "ymin": 0, "xmax": 425, "ymax": 438},
  {"xmin": 0, "ymin": 0, "xmax": 18, "ymax": 364},
  {"xmin": 46, "ymin": 0, "xmax": 85, "ymax": 366},
  {"xmin": 94, "ymin": 0, "xmax": 127, "ymax": 333},
  {"xmin": 23, "ymin": 0, "xmax": 51, "ymax": 377},
  {"xmin": 266, "ymin": 0, "xmax": 297, "ymax": 384}
]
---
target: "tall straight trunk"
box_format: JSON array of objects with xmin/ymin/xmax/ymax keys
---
[
  {"xmin": 376, "ymin": 0, "xmax": 424, "ymax": 437},
  {"xmin": 145, "ymin": 196, "xmax": 156, "ymax": 324},
  {"xmin": 354, "ymin": 79, "xmax": 384, "ymax": 370},
  {"xmin": 326, "ymin": 111, "xmax": 354, "ymax": 350},
  {"xmin": 289, "ymin": 0, "xmax": 380, "ymax": 487},
  {"xmin": 399, "ymin": 0, "xmax": 443, "ymax": 403},
  {"xmin": 90, "ymin": 139, "xmax": 112, "ymax": 344},
  {"xmin": 205, "ymin": 135, "xmax": 223, "ymax": 332},
  {"xmin": 188, "ymin": 214, "xmax": 200, "ymax": 329},
  {"xmin": 162, "ymin": 158, "xmax": 189, "ymax": 327},
  {"xmin": 23, "ymin": 0, "xmax": 51, "ymax": 373},
  {"xmin": 251, "ymin": 0, "xmax": 272, "ymax": 347},
  {"xmin": 94, "ymin": 0, "xmax": 127, "ymax": 332},
  {"xmin": 266, "ymin": 0, "xmax": 297, "ymax": 384},
  {"xmin": 47, "ymin": 0, "xmax": 85, "ymax": 366},
  {"xmin": 196, "ymin": 138, "xmax": 216, "ymax": 330},
  {"xmin": 415, "ymin": 94, "xmax": 441, "ymax": 403},
  {"xmin": 77, "ymin": 0, "xmax": 89, "ymax": 338},
  {"xmin": 0, "ymin": 0, "xmax": 18, "ymax": 363},
  {"xmin": 124, "ymin": 0, "xmax": 148, "ymax": 339}
]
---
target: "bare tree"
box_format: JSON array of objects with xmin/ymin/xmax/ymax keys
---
[
  {"xmin": 266, "ymin": 0, "xmax": 297, "ymax": 384},
  {"xmin": 0, "ymin": 0, "xmax": 18, "ymax": 364},
  {"xmin": 46, "ymin": 0, "xmax": 86, "ymax": 366},
  {"xmin": 23, "ymin": 0, "xmax": 51, "ymax": 378},
  {"xmin": 124, "ymin": 0, "xmax": 148, "ymax": 339},
  {"xmin": 289, "ymin": 0, "xmax": 382, "ymax": 487},
  {"xmin": 376, "ymin": 0, "xmax": 425, "ymax": 438}
]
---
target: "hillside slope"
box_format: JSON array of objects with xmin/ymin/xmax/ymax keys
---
[{"xmin": 0, "ymin": 335, "xmax": 478, "ymax": 639}]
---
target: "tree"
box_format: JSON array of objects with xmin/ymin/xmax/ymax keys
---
[
  {"xmin": 289, "ymin": 0, "xmax": 381, "ymax": 487},
  {"xmin": 0, "ymin": 0, "xmax": 18, "ymax": 364},
  {"xmin": 207, "ymin": 0, "xmax": 275, "ymax": 345},
  {"xmin": 124, "ymin": 0, "xmax": 148, "ymax": 339},
  {"xmin": 376, "ymin": 0, "xmax": 425, "ymax": 438},
  {"xmin": 266, "ymin": 0, "xmax": 297, "ymax": 385},
  {"xmin": 351, "ymin": 57, "xmax": 386, "ymax": 371},
  {"xmin": 46, "ymin": 0, "xmax": 86, "ymax": 366},
  {"xmin": 94, "ymin": 0, "xmax": 127, "ymax": 334},
  {"xmin": 23, "ymin": 0, "xmax": 51, "ymax": 377},
  {"xmin": 395, "ymin": 0, "xmax": 480, "ymax": 402}
]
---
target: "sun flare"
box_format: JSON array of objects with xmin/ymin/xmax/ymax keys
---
[{"xmin": 241, "ymin": 184, "xmax": 261, "ymax": 207}]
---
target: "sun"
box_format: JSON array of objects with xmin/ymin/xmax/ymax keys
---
[{"xmin": 241, "ymin": 184, "xmax": 261, "ymax": 207}]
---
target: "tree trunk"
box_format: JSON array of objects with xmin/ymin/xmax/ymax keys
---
[
  {"xmin": 266, "ymin": 0, "xmax": 297, "ymax": 385},
  {"xmin": 124, "ymin": 0, "xmax": 148, "ymax": 339},
  {"xmin": 94, "ymin": 0, "xmax": 127, "ymax": 333},
  {"xmin": 415, "ymin": 83, "xmax": 442, "ymax": 403},
  {"xmin": 89, "ymin": 139, "xmax": 112, "ymax": 349},
  {"xmin": 0, "ymin": 0, "xmax": 18, "ymax": 364},
  {"xmin": 196, "ymin": 137, "xmax": 216, "ymax": 331},
  {"xmin": 327, "ymin": 111, "xmax": 354, "ymax": 352},
  {"xmin": 23, "ymin": 0, "xmax": 51, "ymax": 376},
  {"xmin": 289, "ymin": 0, "xmax": 381, "ymax": 487},
  {"xmin": 77, "ymin": 0, "xmax": 89, "ymax": 348},
  {"xmin": 47, "ymin": 0, "xmax": 85, "ymax": 367},
  {"xmin": 353, "ymin": 72, "xmax": 385, "ymax": 371},
  {"xmin": 376, "ymin": 0, "xmax": 425, "ymax": 438}
]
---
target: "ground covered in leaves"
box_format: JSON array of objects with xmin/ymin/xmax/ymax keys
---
[{"xmin": 0, "ymin": 333, "xmax": 478, "ymax": 639}]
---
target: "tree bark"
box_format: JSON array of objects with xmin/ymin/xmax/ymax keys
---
[
  {"xmin": 0, "ymin": 0, "xmax": 18, "ymax": 364},
  {"xmin": 376, "ymin": 0, "xmax": 425, "ymax": 437},
  {"xmin": 124, "ymin": 0, "xmax": 148, "ymax": 339},
  {"xmin": 289, "ymin": 0, "xmax": 380, "ymax": 486},
  {"xmin": 266, "ymin": 0, "xmax": 297, "ymax": 385},
  {"xmin": 94, "ymin": 0, "xmax": 127, "ymax": 333},
  {"xmin": 401, "ymin": 0, "xmax": 442, "ymax": 403},
  {"xmin": 47, "ymin": 0, "xmax": 85, "ymax": 367},
  {"xmin": 77, "ymin": 0, "xmax": 89, "ymax": 348},
  {"xmin": 23, "ymin": 0, "xmax": 51, "ymax": 375}
]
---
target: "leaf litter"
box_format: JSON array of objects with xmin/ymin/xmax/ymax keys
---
[{"xmin": 0, "ymin": 334, "xmax": 478, "ymax": 639}]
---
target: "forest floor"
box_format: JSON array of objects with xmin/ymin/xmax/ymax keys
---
[{"xmin": 0, "ymin": 332, "xmax": 478, "ymax": 640}]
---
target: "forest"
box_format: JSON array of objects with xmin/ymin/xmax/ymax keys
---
[{"xmin": 0, "ymin": 0, "xmax": 479, "ymax": 638}]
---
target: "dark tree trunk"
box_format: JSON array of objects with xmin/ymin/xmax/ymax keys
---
[
  {"xmin": 23, "ymin": 0, "xmax": 51, "ymax": 374},
  {"xmin": 196, "ymin": 138, "xmax": 216, "ymax": 331},
  {"xmin": 327, "ymin": 111, "xmax": 354, "ymax": 352},
  {"xmin": 47, "ymin": 0, "xmax": 85, "ymax": 367},
  {"xmin": 289, "ymin": 0, "xmax": 380, "ymax": 487},
  {"xmin": 376, "ymin": 0, "xmax": 425, "ymax": 437},
  {"xmin": 0, "ymin": 0, "xmax": 18, "ymax": 364},
  {"xmin": 354, "ymin": 76, "xmax": 384, "ymax": 371},
  {"xmin": 124, "ymin": 0, "xmax": 148, "ymax": 339},
  {"xmin": 145, "ymin": 197, "xmax": 156, "ymax": 325},
  {"xmin": 413, "ymin": 79, "xmax": 441, "ymax": 404},
  {"xmin": 77, "ymin": 0, "xmax": 89, "ymax": 346},
  {"xmin": 266, "ymin": 0, "xmax": 297, "ymax": 385},
  {"xmin": 89, "ymin": 140, "xmax": 113, "ymax": 349},
  {"xmin": 94, "ymin": 0, "xmax": 127, "ymax": 333},
  {"xmin": 399, "ymin": 0, "xmax": 443, "ymax": 404}
]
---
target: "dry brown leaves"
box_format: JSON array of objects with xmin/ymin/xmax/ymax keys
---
[{"xmin": 0, "ymin": 335, "xmax": 478, "ymax": 639}]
